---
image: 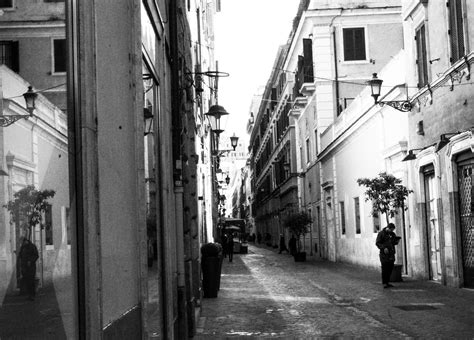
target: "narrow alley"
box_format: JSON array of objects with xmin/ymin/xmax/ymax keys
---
[{"xmin": 196, "ymin": 244, "xmax": 474, "ymax": 339}]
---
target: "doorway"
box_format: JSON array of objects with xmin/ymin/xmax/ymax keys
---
[
  {"xmin": 423, "ymin": 165, "xmax": 442, "ymax": 282},
  {"xmin": 457, "ymin": 153, "xmax": 474, "ymax": 288}
]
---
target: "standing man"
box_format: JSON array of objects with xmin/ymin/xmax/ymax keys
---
[
  {"xmin": 19, "ymin": 237, "xmax": 39, "ymax": 300},
  {"xmin": 375, "ymin": 223, "xmax": 400, "ymax": 288}
]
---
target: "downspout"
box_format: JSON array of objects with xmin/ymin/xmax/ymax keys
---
[
  {"xmin": 330, "ymin": 9, "xmax": 343, "ymax": 116},
  {"xmin": 333, "ymin": 28, "xmax": 340, "ymax": 116}
]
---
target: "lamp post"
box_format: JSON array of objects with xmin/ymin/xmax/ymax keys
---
[
  {"xmin": 368, "ymin": 73, "xmax": 412, "ymax": 112},
  {"xmin": 144, "ymin": 106, "xmax": 153, "ymax": 136},
  {"xmin": 205, "ymin": 104, "xmax": 229, "ymax": 241},
  {"xmin": 0, "ymin": 86, "xmax": 38, "ymax": 127},
  {"xmin": 230, "ymin": 133, "xmax": 239, "ymax": 151}
]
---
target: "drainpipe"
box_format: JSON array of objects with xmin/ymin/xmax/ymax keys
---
[
  {"xmin": 333, "ymin": 28, "xmax": 340, "ymax": 116},
  {"xmin": 330, "ymin": 9, "xmax": 343, "ymax": 117}
]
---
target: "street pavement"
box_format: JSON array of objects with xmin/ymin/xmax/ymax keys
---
[{"xmin": 195, "ymin": 243, "xmax": 474, "ymax": 339}]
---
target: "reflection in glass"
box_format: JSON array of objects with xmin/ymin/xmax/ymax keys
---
[{"xmin": 0, "ymin": 1, "xmax": 75, "ymax": 338}]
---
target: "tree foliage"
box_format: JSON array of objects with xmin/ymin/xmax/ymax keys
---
[
  {"xmin": 4, "ymin": 185, "xmax": 56, "ymax": 238},
  {"xmin": 357, "ymin": 172, "xmax": 411, "ymax": 224},
  {"xmin": 284, "ymin": 211, "xmax": 312, "ymax": 252}
]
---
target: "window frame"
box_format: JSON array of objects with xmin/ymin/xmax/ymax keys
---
[
  {"xmin": 305, "ymin": 138, "xmax": 311, "ymax": 164},
  {"xmin": 314, "ymin": 129, "xmax": 318, "ymax": 157},
  {"xmin": 339, "ymin": 201, "xmax": 346, "ymax": 235},
  {"xmin": 447, "ymin": 0, "xmax": 467, "ymax": 64},
  {"xmin": 51, "ymin": 37, "xmax": 67, "ymax": 75},
  {"xmin": 0, "ymin": 40, "xmax": 19, "ymax": 72},
  {"xmin": 0, "ymin": 0, "xmax": 14, "ymax": 10},
  {"xmin": 415, "ymin": 23, "xmax": 429, "ymax": 88},
  {"xmin": 341, "ymin": 26, "xmax": 369, "ymax": 63},
  {"xmin": 354, "ymin": 196, "xmax": 361, "ymax": 235}
]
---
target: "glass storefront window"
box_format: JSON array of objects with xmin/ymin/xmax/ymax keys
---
[{"xmin": 0, "ymin": 1, "xmax": 76, "ymax": 338}]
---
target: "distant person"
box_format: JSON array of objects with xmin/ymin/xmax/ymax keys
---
[
  {"xmin": 221, "ymin": 234, "xmax": 228, "ymax": 258},
  {"xmin": 288, "ymin": 235, "xmax": 297, "ymax": 256},
  {"xmin": 227, "ymin": 234, "xmax": 234, "ymax": 263},
  {"xmin": 278, "ymin": 234, "xmax": 289, "ymax": 254},
  {"xmin": 376, "ymin": 223, "xmax": 401, "ymax": 288},
  {"xmin": 257, "ymin": 232, "xmax": 262, "ymax": 244},
  {"xmin": 19, "ymin": 238, "xmax": 39, "ymax": 300}
]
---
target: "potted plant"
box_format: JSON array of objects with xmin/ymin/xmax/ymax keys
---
[
  {"xmin": 4, "ymin": 185, "xmax": 56, "ymax": 239},
  {"xmin": 284, "ymin": 211, "xmax": 312, "ymax": 262},
  {"xmin": 357, "ymin": 172, "xmax": 412, "ymax": 280},
  {"xmin": 4, "ymin": 185, "xmax": 55, "ymax": 292}
]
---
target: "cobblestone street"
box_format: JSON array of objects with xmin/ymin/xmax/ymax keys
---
[{"xmin": 195, "ymin": 244, "xmax": 474, "ymax": 339}]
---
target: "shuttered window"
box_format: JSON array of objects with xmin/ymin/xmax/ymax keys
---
[
  {"xmin": 340, "ymin": 201, "xmax": 346, "ymax": 235},
  {"xmin": 415, "ymin": 24, "xmax": 429, "ymax": 88},
  {"xmin": 354, "ymin": 197, "xmax": 361, "ymax": 234},
  {"xmin": 447, "ymin": 0, "xmax": 466, "ymax": 63},
  {"xmin": 0, "ymin": 0, "xmax": 13, "ymax": 8},
  {"xmin": 302, "ymin": 38, "xmax": 314, "ymax": 82},
  {"xmin": 343, "ymin": 27, "xmax": 366, "ymax": 61},
  {"xmin": 0, "ymin": 41, "xmax": 19, "ymax": 72},
  {"xmin": 53, "ymin": 38, "xmax": 67, "ymax": 73}
]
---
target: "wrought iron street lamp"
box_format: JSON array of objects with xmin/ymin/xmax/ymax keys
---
[
  {"xmin": 0, "ymin": 86, "xmax": 38, "ymax": 127},
  {"xmin": 401, "ymin": 148, "xmax": 425, "ymax": 162},
  {"xmin": 144, "ymin": 107, "xmax": 154, "ymax": 136},
  {"xmin": 230, "ymin": 133, "xmax": 239, "ymax": 151},
  {"xmin": 368, "ymin": 73, "xmax": 412, "ymax": 112},
  {"xmin": 205, "ymin": 104, "xmax": 229, "ymax": 136}
]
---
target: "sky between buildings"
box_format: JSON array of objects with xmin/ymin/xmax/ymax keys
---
[{"xmin": 214, "ymin": 0, "xmax": 301, "ymax": 145}]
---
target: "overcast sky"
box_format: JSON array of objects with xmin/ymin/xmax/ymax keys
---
[{"xmin": 214, "ymin": 0, "xmax": 300, "ymax": 144}]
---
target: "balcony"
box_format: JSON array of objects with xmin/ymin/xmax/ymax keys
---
[{"xmin": 300, "ymin": 82, "xmax": 315, "ymax": 97}]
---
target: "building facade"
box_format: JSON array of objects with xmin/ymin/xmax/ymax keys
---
[
  {"xmin": 250, "ymin": 0, "xmax": 474, "ymax": 290},
  {"xmin": 401, "ymin": 0, "xmax": 474, "ymax": 288}
]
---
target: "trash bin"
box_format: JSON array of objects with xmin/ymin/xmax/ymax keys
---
[{"xmin": 201, "ymin": 243, "xmax": 222, "ymax": 298}]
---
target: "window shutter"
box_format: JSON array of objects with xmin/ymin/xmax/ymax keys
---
[
  {"xmin": 303, "ymin": 38, "xmax": 314, "ymax": 82},
  {"xmin": 448, "ymin": 0, "xmax": 465, "ymax": 63},
  {"xmin": 415, "ymin": 24, "xmax": 428, "ymax": 88},
  {"xmin": 455, "ymin": 0, "xmax": 465, "ymax": 58}
]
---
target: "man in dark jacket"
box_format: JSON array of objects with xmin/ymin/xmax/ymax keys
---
[
  {"xmin": 19, "ymin": 238, "xmax": 39, "ymax": 300},
  {"xmin": 376, "ymin": 223, "xmax": 400, "ymax": 288}
]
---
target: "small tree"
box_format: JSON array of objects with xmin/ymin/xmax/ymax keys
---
[
  {"xmin": 4, "ymin": 185, "xmax": 56, "ymax": 239},
  {"xmin": 284, "ymin": 211, "xmax": 312, "ymax": 253},
  {"xmin": 357, "ymin": 172, "xmax": 412, "ymax": 225}
]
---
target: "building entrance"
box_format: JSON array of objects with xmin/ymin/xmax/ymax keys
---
[
  {"xmin": 457, "ymin": 153, "xmax": 474, "ymax": 288},
  {"xmin": 423, "ymin": 166, "xmax": 442, "ymax": 282}
]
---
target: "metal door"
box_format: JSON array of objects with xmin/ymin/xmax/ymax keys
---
[
  {"xmin": 458, "ymin": 157, "xmax": 474, "ymax": 287},
  {"xmin": 423, "ymin": 169, "xmax": 442, "ymax": 281}
]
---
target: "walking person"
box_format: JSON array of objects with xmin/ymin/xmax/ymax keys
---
[
  {"xmin": 221, "ymin": 233, "xmax": 228, "ymax": 258},
  {"xmin": 227, "ymin": 234, "xmax": 234, "ymax": 263},
  {"xmin": 19, "ymin": 237, "xmax": 39, "ymax": 300},
  {"xmin": 278, "ymin": 234, "xmax": 289, "ymax": 254},
  {"xmin": 375, "ymin": 223, "xmax": 401, "ymax": 288}
]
